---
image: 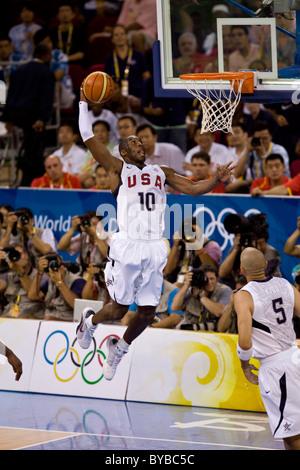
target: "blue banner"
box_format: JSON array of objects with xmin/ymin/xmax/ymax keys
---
[{"xmin": 0, "ymin": 188, "xmax": 298, "ymax": 282}]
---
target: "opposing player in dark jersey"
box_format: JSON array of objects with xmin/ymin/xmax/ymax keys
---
[
  {"xmin": 77, "ymin": 88, "xmax": 236, "ymax": 381},
  {"xmin": 235, "ymin": 247, "xmax": 300, "ymax": 450}
]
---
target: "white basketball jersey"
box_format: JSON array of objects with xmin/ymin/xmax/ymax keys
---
[
  {"xmin": 241, "ymin": 276, "xmax": 296, "ymax": 360},
  {"xmin": 114, "ymin": 163, "xmax": 167, "ymax": 240}
]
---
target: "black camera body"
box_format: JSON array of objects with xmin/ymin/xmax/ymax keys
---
[
  {"xmin": 190, "ymin": 268, "xmax": 208, "ymax": 289},
  {"xmin": 78, "ymin": 214, "xmax": 91, "ymax": 230},
  {"xmin": 44, "ymin": 254, "xmax": 61, "ymax": 272},
  {"xmin": 251, "ymin": 137, "xmax": 261, "ymax": 147},
  {"xmin": 224, "ymin": 214, "xmax": 254, "ymax": 248},
  {"xmin": 3, "ymin": 246, "xmax": 21, "ymax": 263},
  {"xmin": 14, "ymin": 209, "xmax": 30, "ymax": 226}
]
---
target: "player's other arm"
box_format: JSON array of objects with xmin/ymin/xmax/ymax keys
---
[
  {"xmin": 234, "ymin": 290, "xmax": 259, "ymax": 385},
  {"xmin": 78, "ymin": 90, "xmax": 122, "ymax": 177},
  {"xmin": 161, "ymin": 162, "xmax": 236, "ymax": 196}
]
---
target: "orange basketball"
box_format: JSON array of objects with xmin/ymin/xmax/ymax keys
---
[{"xmin": 82, "ymin": 71, "xmax": 115, "ymax": 104}]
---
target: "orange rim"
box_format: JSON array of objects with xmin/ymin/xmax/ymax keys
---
[{"xmin": 180, "ymin": 71, "xmax": 254, "ymax": 94}]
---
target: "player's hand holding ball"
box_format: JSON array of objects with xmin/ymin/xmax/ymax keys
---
[{"xmin": 81, "ymin": 71, "xmax": 115, "ymax": 104}]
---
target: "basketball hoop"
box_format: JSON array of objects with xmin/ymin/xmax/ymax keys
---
[{"xmin": 180, "ymin": 72, "xmax": 255, "ymax": 134}]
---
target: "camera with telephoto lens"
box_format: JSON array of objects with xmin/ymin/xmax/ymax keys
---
[
  {"xmin": 190, "ymin": 268, "xmax": 208, "ymax": 289},
  {"xmin": 2, "ymin": 246, "xmax": 21, "ymax": 263},
  {"xmin": 295, "ymin": 275, "xmax": 300, "ymax": 285},
  {"xmin": 77, "ymin": 214, "xmax": 91, "ymax": 230},
  {"xmin": 224, "ymin": 213, "xmax": 254, "ymax": 248},
  {"xmin": 44, "ymin": 254, "xmax": 61, "ymax": 272},
  {"xmin": 14, "ymin": 209, "xmax": 30, "ymax": 226}
]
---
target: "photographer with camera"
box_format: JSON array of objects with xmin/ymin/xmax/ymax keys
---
[
  {"xmin": 57, "ymin": 211, "xmax": 109, "ymax": 275},
  {"xmin": 171, "ymin": 264, "xmax": 232, "ymax": 331},
  {"xmin": 164, "ymin": 216, "xmax": 222, "ymax": 285},
  {"xmin": 28, "ymin": 253, "xmax": 86, "ymax": 321},
  {"xmin": 81, "ymin": 261, "xmax": 110, "ymax": 304},
  {"xmin": 0, "ymin": 243, "xmax": 45, "ymax": 319},
  {"xmin": 0, "ymin": 207, "xmax": 56, "ymax": 267},
  {"xmin": 234, "ymin": 121, "xmax": 290, "ymax": 181},
  {"xmin": 219, "ymin": 213, "xmax": 282, "ymax": 289}
]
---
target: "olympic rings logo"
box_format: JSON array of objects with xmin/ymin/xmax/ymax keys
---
[{"xmin": 43, "ymin": 330, "xmax": 120, "ymax": 384}]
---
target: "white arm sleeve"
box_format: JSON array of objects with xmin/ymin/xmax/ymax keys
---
[
  {"xmin": 79, "ymin": 101, "xmax": 94, "ymax": 142},
  {"xmin": 0, "ymin": 340, "xmax": 6, "ymax": 356}
]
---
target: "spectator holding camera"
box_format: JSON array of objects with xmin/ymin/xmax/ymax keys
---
[
  {"xmin": 28, "ymin": 253, "xmax": 86, "ymax": 321},
  {"xmin": 219, "ymin": 214, "xmax": 282, "ymax": 289},
  {"xmin": 0, "ymin": 243, "xmax": 45, "ymax": 319},
  {"xmin": 283, "ymin": 216, "xmax": 300, "ymax": 259},
  {"xmin": 171, "ymin": 265, "xmax": 232, "ymax": 331},
  {"xmin": 57, "ymin": 211, "xmax": 109, "ymax": 274},
  {"xmin": 164, "ymin": 217, "xmax": 222, "ymax": 284},
  {"xmin": 0, "ymin": 207, "xmax": 56, "ymax": 267}
]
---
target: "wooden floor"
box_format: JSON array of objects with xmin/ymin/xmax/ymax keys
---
[{"xmin": 0, "ymin": 390, "xmax": 286, "ymax": 452}]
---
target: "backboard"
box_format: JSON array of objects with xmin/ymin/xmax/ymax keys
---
[{"xmin": 154, "ymin": 0, "xmax": 300, "ymax": 103}]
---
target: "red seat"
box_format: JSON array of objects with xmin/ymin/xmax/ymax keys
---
[
  {"xmin": 85, "ymin": 64, "xmax": 105, "ymax": 75},
  {"xmin": 290, "ymin": 159, "xmax": 300, "ymax": 178},
  {"xmin": 68, "ymin": 64, "xmax": 85, "ymax": 91},
  {"xmin": 86, "ymin": 35, "xmax": 114, "ymax": 66}
]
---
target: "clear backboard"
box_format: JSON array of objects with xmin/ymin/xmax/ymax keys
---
[{"xmin": 154, "ymin": 0, "xmax": 300, "ymax": 103}]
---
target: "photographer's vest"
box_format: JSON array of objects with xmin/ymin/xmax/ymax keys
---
[
  {"xmin": 154, "ymin": 280, "xmax": 178, "ymax": 322},
  {"xmin": 78, "ymin": 232, "xmax": 106, "ymax": 270},
  {"xmin": 44, "ymin": 271, "xmax": 82, "ymax": 321},
  {"xmin": 3, "ymin": 268, "xmax": 45, "ymax": 318},
  {"xmin": 183, "ymin": 283, "xmax": 229, "ymax": 331}
]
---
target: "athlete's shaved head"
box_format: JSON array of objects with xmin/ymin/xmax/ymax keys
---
[{"xmin": 240, "ymin": 247, "xmax": 267, "ymax": 278}]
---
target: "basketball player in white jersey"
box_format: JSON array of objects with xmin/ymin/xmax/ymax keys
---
[
  {"xmin": 76, "ymin": 88, "xmax": 236, "ymax": 381},
  {"xmin": 234, "ymin": 247, "xmax": 300, "ymax": 450}
]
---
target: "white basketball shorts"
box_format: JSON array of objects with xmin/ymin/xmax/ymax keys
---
[
  {"xmin": 104, "ymin": 234, "xmax": 168, "ymax": 307},
  {"xmin": 258, "ymin": 345, "xmax": 300, "ymax": 439}
]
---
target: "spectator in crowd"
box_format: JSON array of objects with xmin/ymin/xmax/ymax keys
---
[
  {"xmin": 0, "ymin": 36, "xmax": 27, "ymax": 85},
  {"xmin": 217, "ymin": 275, "xmax": 247, "ymax": 334},
  {"xmin": 0, "ymin": 243, "xmax": 45, "ymax": 319},
  {"xmin": 250, "ymin": 171, "xmax": 300, "ymax": 196},
  {"xmin": 225, "ymin": 121, "xmax": 252, "ymax": 193},
  {"xmin": 0, "ymin": 207, "xmax": 56, "ymax": 267},
  {"xmin": 104, "ymin": 24, "xmax": 150, "ymax": 99},
  {"xmin": 164, "ymin": 216, "xmax": 222, "ymax": 284},
  {"xmin": 185, "ymin": 151, "xmax": 226, "ymax": 193},
  {"xmin": 89, "ymin": 164, "xmax": 111, "ymax": 190},
  {"xmin": 33, "ymin": 28, "xmax": 75, "ymax": 108},
  {"xmin": 171, "ymin": 264, "xmax": 232, "ymax": 332},
  {"xmin": 173, "ymin": 32, "xmax": 202, "ymax": 76},
  {"xmin": 81, "ymin": 261, "xmax": 109, "ymax": 304},
  {"xmin": 136, "ymin": 124, "xmax": 185, "ymax": 175},
  {"xmin": 28, "ymin": 252, "xmax": 86, "ymax": 321},
  {"xmin": 57, "ymin": 211, "xmax": 109, "ymax": 275},
  {"xmin": 2, "ymin": 44, "xmax": 55, "ymax": 186},
  {"xmin": 122, "ymin": 279, "xmax": 183, "ymax": 329},
  {"xmin": 219, "ymin": 215, "xmax": 282, "ymax": 289},
  {"xmin": 235, "ymin": 121, "xmax": 291, "ymax": 181},
  {"xmin": 242, "ymin": 103, "xmax": 278, "ymax": 137},
  {"xmin": 251, "ymin": 153, "xmax": 291, "ymax": 195},
  {"xmin": 31, "ymin": 154, "xmax": 82, "ymax": 189},
  {"xmin": 0, "ymin": 205, "xmax": 14, "ymax": 232},
  {"xmin": 116, "ymin": 0, "xmax": 157, "ymax": 54},
  {"xmin": 53, "ymin": 123, "xmax": 86, "ymax": 174},
  {"xmin": 184, "ymin": 126, "xmax": 230, "ymax": 175},
  {"xmin": 79, "ymin": 120, "xmax": 115, "ymax": 187},
  {"xmin": 227, "ymin": 25, "xmax": 264, "ymax": 72},
  {"xmin": 87, "ymin": 101, "xmax": 119, "ymax": 144},
  {"xmin": 49, "ymin": 2, "xmax": 85, "ymax": 65},
  {"xmin": 8, "ymin": 3, "xmax": 42, "ymax": 58},
  {"xmin": 283, "ymin": 216, "xmax": 300, "ymax": 259}
]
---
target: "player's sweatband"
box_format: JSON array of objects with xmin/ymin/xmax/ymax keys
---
[
  {"xmin": 237, "ymin": 343, "xmax": 252, "ymax": 361},
  {"xmin": 0, "ymin": 340, "xmax": 6, "ymax": 356},
  {"xmin": 79, "ymin": 101, "xmax": 94, "ymax": 142}
]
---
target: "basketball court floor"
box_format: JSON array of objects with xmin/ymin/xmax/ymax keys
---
[{"xmin": 0, "ymin": 390, "xmax": 284, "ymax": 451}]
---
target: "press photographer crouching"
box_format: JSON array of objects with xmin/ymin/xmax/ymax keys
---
[
  {"xmin": 81, "ymin": 261, "xmax": 110, "ymax": 304},
  {"xmin": 218, "ymin": 213, "xmax": 282, "ymax": 289},
  {"xmin": 171, "ymin": 264, "xmax": 232, "ymax": 331},
  {"xmin": 28, "ymin": 253, "xmax": 86, "ymax": 321},
  {"xmin": 57, "ymin": 211, "xmax": 109, "ymax": 276},
  {"xmin": 0, "ymin": 244, "xmax": 45, "ymax": 319}
]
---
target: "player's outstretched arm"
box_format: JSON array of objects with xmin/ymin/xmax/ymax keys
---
[
  {"xmin": 79, "ymin": 89, "xmax": 122, "ymax": 177},
  {"xmin": 162, "ymin": 162, "xmax": 236, "ymax": 196}
]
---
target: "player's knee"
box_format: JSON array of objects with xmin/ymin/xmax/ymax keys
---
[{"xmin": 137, "ymin": 306, "xmax": 156, "ymax": 322}]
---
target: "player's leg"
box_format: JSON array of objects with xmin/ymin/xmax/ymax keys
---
[{"xmin": 283, "ymin": 434, "xmax": 300, "ymax": 450}]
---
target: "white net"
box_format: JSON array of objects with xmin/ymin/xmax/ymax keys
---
[{"xmin": 183, "ymin": 77, "xmax": 245, "ymax": 134}]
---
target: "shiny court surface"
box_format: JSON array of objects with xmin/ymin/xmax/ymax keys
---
[{"xmin": 0, "ymin": 391, "xmax": 285, "ymax": 451}]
